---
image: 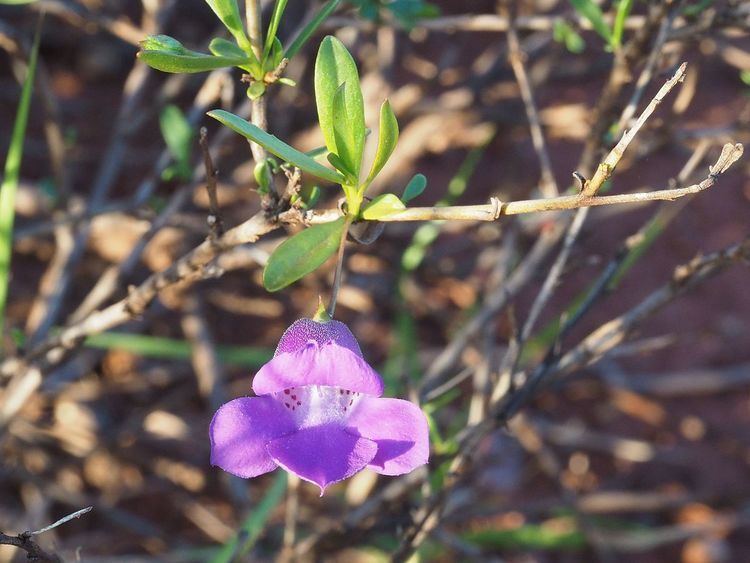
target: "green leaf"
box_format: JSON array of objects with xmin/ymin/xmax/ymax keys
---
[
  {"xmin": 208, "ymin": 37, "xmax": 246, "ymax": 58},
  {"xmin": 569, "ymin": 0, "xmax": 612, "ymax": 44},
  {"xmin": 365, "ymin": 99, "xmax": 399, "ymax": 186},
  {"xmin": 266, "ymin": 37, "xmax": 284, "ymax": 72},
  {"xmin": 401, "ymin": 173, "xmax": 427, "ymax": 202},
  {"xmin": 362, "ymin": 193, "xmax": 406, "ymax": 220},
  {"xmin": 246, "ymin": 81, "xmax": 266, "ymax": 100},
  {"xmin": 327, "ymin": 152, "xmax": 355, "ymax": 180},
  {"xmin": 204, "ymin": 0, "xmax": 253, "ymax": 53},
  {"xmin": 263, "ymin": 218, "xmax": 347, "ymax": 291},
  {"xmin": 84, "ymin": 332, "xmax": 271, "ymax": 368},
  {"xmin": 0, "ymin": 0, "xmax": 39, "ymax": 4},
  {"xmin": 612, "ymin": 0, "xmax": 634, "ymax": 48},
  {"xmin": 314, "ymin": 36, "xmax": 365, "ymax": 176},
  {"xmin": 331, "ymin": 82, "xmax": 365, "ymax": 177},
  {"xmin": 264, "ymin": 0, "xmax": 289, "ymax": 60},
  {"xmin": 253, "ymin": 158, "xmax": 273, "ymax": 194},
  {"xmin": 159, "ymin": 105, "xmax": 193, "ymax": 181},
  {"xmin": 553, "ymin": 20, "xmax": 585, "ymax": 53},
  {"xmin": 285, "ymin": 0, "xmax": 341, "ymax": 59},
  {"xmin": 140, "ymin": 34, "xmax": 183, "ymax": 52},
  {"xmin": 138, "ymin": 36, "xmax": 250, "ymax": 73},
  {"xmin": 208, "ymin": 109, "xmax": 345, "ymax": 184},
  {"xmin": 0, "ymin": 21, "xmax": 40, "ymax": 337},
  {"xmin": 302, "ymin": 185, "xmax": 321, "ymax": 209},
  {"xmin": 741, "ymin": 70, "xmax": 750, "ymax": 86}
]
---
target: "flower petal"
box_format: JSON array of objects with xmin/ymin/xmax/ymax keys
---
[
  {"xmin": 275, "ymin": 318, "xmax": 362, "ymax": 357},
  {"xmin": 209, "ymin": 397, "xmax": 296, "ymax": 478},
  {"xmin": 252, "ymin": 341, "xmax": 384, "ymax": 397},
  {"xmin": 266, "ymin": 423, "xmax": 377, "ymax": 494},
  {"xmin": 346, "ymin": 397, "xmax": 429, "ymax": 475}
]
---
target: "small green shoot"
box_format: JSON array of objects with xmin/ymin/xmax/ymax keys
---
[
  {"xmin": 159, "ymin": 105, "xmax": 194, "ymax": 181},
  {"xmin": 569, "ymin": 0, "xmax": 612, "ymax": 45},
  {"xmin": 553, "ymin": 20, "xmax": 586, "ymax": 54}
]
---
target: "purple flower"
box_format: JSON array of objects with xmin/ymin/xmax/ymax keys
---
[{"xmin": 209, "ymin": 318, "xmax": 430, "ymax": 494}]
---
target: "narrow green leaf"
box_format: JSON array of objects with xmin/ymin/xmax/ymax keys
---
[
  {"xmin": 159, "ymin": 105, "xmax": 193, "ymax": 181},
  {"xmin": 285, "ymin": 0, "xmax": 341, "ymax": 59},
  {"xmin": 362, "ymin": 193, "xmax": 406, "ymax": 220},
  {"xmin": 401, "ymin": 173, "xmax": 427, "ymax": 203},
  {"xmin": 0, "ymin": 21, "xmax": 40, "ymax": 337},
  {"xmin": 612, "ymin": 0, "xmax": 634, "ymax": 48},
  {"xmin": 138, "ymin": 50, "xmax": 248, "ymax": 73},
  {"xmin": 0, "ymin": 0, "xmax": 39, "ymax": 4},
  {"xmin": 210, "ymin": 472, "xmax": 287, "ymax": 563},
  {"xmin": 208, "ymin": 37, "xmax": 246, "ymax": 59},
  {"xmin": 331, "ymin": 82, "xmax": 364, "ymax": 177},
  {"xmin": 365, "ymin": 99, "xmax": 399, "ymax": 186},
  {"xmin": 204, "ymin": 0, "xmax": 253, "ymax": 53},
  {"xmin": 327, "ymin": 152, "xmax": 355, "ymax": 181},
  {"xmin": 208, "ymin": 109, "xmax": 345, "ymax": 184},
  {"xmin": 314, "ymin": 35, "xmax": 365, "ymax": 175},
  {"xmin": 264, "ymin": 0, "xmax": 289, "ymax": 60},
  {"xmin": 265, "ymin": 37, "xmax": 284, "ymax": 72},
  {"xmin": 84, "ymin": 332, "xmax": 272, "ymax": 368},
  {"xmin": 263, "ymin": 218, "xmax": 347, "ymax": 291},
  {"xmin": 569, "ymin": 0, "xmax": 612, "ymax": 43}
]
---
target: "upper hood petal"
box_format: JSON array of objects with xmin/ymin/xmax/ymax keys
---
[
  {"xmin": 252, "ymin": 340, "xmax": 384, "ymax": 396},
  {"xmin": 275, "ymin": 318, "xmax": 362, "ymax": 357}
]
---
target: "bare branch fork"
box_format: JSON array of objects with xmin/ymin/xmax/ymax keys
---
[{"xmin": 0, "ymin": 506, "xmax": 92, "ymax": 562}]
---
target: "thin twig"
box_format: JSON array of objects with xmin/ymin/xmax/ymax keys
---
[
  {"xmin": 583, "ymin": 62, "xmax": 687, "ymax": 196},
  {"xmin": 200, "ymin": 127, "xmax": 225, "ymax": 239},
  {"xmin": 306, "ymin": 162, "xmax": 728, "ymax": 224},
  {"xmin": 503, "ymin": 1, "xmax": 559, "ymax": 198}
]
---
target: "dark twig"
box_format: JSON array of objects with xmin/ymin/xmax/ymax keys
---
[
  {"xmin": 199, "ymin": 127, "xmax": 225, "ymax": 240},
  {"xmin": 0, "ymin": 506, "xmax": 92, "ymax": 562}
]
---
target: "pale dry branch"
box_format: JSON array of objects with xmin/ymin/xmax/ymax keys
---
[{"xmin": 583, "ymin": 62, "xmax": 686, "ymax": 196}]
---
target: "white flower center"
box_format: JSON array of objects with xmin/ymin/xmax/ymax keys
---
[{"xmin": 273, "ymin": 385, "xmax": 363, "ymax": 428}]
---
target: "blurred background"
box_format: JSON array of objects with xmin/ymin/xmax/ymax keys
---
[{"xmin": 0, "ymin": 0, "xmax": 749, "ymax": 561}]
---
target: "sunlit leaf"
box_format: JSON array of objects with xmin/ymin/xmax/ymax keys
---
[
  {"xmin": 208, "ymin": 109, "xmax": 345, "ymax": 184},
  {"xmin": 362, "ymin": 193, "xmax": 406, "ymax": 220},
  {"xmin": 365, "ymin": 99, "xmax": 399, "ymax": 186},
  {"xmin": 314, "ymin": 36, "xmax": 365, "ymax": 176},
  {"xmin": 263, "ymin": 218, "xmax": 347, "ymax": 291},
  {"xmin": 331, "ymin": 82, "xmax": 364, "ymax": 177}
]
